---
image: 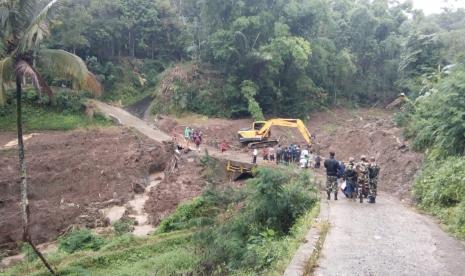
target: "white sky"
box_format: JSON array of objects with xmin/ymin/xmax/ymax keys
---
[{"xmin": 409, "ymin": 0, "xmax": 465, "ymax": 14}]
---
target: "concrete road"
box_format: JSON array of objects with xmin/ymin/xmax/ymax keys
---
[{"xmin": 315, "ymin": 193, "xmax": 465, "ymax": 276}]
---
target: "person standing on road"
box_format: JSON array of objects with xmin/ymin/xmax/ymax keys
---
[
  {"xmin": 356, "ymin": 155, "xmax": 370, "ymax": 203},
  {"xmin": 368, "ymin": 157, "xmax": 380, "ymax": 204},
  {"xmin": 315, "ymin": 154, "xmax": 321, "ymax": 168},
  {"xmin": 262, "ymin": 147, "xmax": 269, "ymax": 161},
  {"xmin": 220, "ymin": 141, "xmax": 228, "ymax": 154},
  {"xmin": 184, "ymin": 126, "xmax": 191, "ymax": 140},
  {"xmin": 252, "ymin": 148, "xmax": 258, "ymax": 164},
  {"xmin": 324, "ymin": 151, "xmax": 339, "ymax": 200},
  {"xmin": 194, "ymin": 135, "xmax": 201, "ymax": 151},
  {"xmin": 276, "ymin": 145, "xmax": 282, "ymax": 164},
  {"xmin": 343, "ymin": 157, "xmax": 358, "ymax": 199},
  {"xmin": 269, "ymin": 146, "xmax": 275, "ymax": 162}
]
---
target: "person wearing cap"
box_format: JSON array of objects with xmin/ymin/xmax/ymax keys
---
[
  {"xmin": 356, "ymin": 155, "xmax": 370, "ymax": 203},
  {"xmin": 343, "ymin": 157, "xmax": 358, "ymax": 199},
  {"xmin": 368, "ymin": 157, "xmax": 381, "ymax": 204},
  {"xmin": 324, "ymin": 151, "xmax": 339, "ymax": 200}
]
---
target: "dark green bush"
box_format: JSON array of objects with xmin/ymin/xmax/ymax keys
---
[
  {"xmin": 59, "ymin": 229, "xmax": 105, "ymax": 253},
  {"xmin": 196, "ymin": 167, "xmax": 318, "ymax": 272},
  {"xmin": 404, "ymin": 67, "xmax": 465, "ymax": 158},
  {"xmin": 157, "ymin": 197, "xmax": 217, "ymax": 233},
  {"xmin": 113, "ymin": 217, "xmax": 136, "ymax": 235}
]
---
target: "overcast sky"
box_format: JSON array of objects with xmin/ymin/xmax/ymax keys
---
[{"xmin": 410, "ymin": 0, "xmax": 465, "ymax": 14}]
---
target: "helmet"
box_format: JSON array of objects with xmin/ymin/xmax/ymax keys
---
[
  {"xmin": 400, "ymin": 93, "xmax": 406, "ymax": 97},
  {"xmin": 349, "ymin": 157, "xmax": 355, "ymax": 163},
  {"xmin": 360, "ymin": 155, "xmax": 367, "ymax": 161},
  {"xmin": 370, "ymin": 156, "xmax": 376, "ymax": 162}
]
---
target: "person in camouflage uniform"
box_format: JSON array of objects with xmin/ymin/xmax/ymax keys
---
[
  {"xmin": 356, "ymin": 155, "xmax": 370, "ymax": 203},
  {"xmin": 368, "ymin": 157, "xmax": 380, "ymax": 204},
  {"xmin": 343, "ymin": 157, "xmax": 358, "ymax": 200}
]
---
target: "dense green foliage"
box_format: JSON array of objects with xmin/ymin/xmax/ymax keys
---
[
  {"xmin": 14, "ymin": 0, "xmax": 458, "ymax": 118},
  {"xmin": 195, "ymin": 167, "xmax": 318, "ymax": 273},
  {"xmin": 58, "ymin": 229, "xmax": 106, "ymax": 253},
  {"xmin": 413, "ymin": 157, "xmax": 465, "ymax": 239},
  {"xmin": 402, "ymin": 67, "xmax": 465, "ymax": 158},
  {"xmin": 113, "ymin": 217, "xmax": 137, "ymax": 235},
  {"xmin": 399, "ymin": 65, "xmax": 465, "ymax": 239},
  {"xmin": 0, "ymin": 89, "xmax": 110, "ymax": 131}
]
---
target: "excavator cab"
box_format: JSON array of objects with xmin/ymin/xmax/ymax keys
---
[{"xmin": 253, "ymin": 121, "xmax": 266, "ymax": 130}]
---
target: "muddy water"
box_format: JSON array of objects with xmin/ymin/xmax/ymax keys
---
[
  {"xmin": 127, "ymin": 173, "xmax": 163, "ymax": 236},
  {"xmin": 100, "ymin": 172, "xmax": 163, "ymax": 236}
]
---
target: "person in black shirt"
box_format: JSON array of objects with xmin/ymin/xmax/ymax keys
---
[{"xmin": 324, "ymin": 151, "xmax": 339, "ymax": 200}]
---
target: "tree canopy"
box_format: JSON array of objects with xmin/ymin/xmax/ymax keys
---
[{"xmin": 2, "ymin": 0, "xmax": 465, "ymax": 118}]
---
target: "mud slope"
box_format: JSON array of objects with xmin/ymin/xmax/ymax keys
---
[
  {"xmin": 308, "ymin": 108, "xmax": 423, "ymax": 201},
  {"xmin": 154, "ymin": 108, "xmax": 422, "ymax": 200},
  {"xmin": 0, "ymin": 128, "xmax": 169, "ymax": 255}
]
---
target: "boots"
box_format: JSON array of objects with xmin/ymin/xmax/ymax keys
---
[
  {"xmin": 327, "ymin": 192, "xmax": 331, "ymax": 200},
  {"xmin": 334, "ymin": 193, "xmax": 338, "ymax": 200},
  {"xmin": 359, "ymin": 195, "xmax": 363, "ymax": 203},
  {"xmin": 372, "ymin": 197, "xmax": 376, "ymax": 204}
]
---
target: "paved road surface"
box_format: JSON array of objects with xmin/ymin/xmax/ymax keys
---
[{"xmin": 315, "ymin": 194, "xmax": 465, "ymax": 276}]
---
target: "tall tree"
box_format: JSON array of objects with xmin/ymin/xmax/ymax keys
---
[{"xmin": 0, "ymin": 1, "xmax": 101, "ymax": 273}]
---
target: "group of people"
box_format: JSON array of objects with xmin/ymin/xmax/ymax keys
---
[
  {"xmin": 324, "ymin": 152, "xmax": 380, "ymax": 204},
  {"xmin": 184, "ymin": 126, "xmax": 203, "ymax": 151},
  {"xmin": 252, "ymin": 144, "xmax": 322, "ymax": 169}
]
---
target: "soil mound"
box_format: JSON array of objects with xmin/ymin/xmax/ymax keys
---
[
  {"xmin": 309, "ymin": 108, "xmax": 423, "ymax": 201},
  {"xmin": 154, "ymin": 108, "xmax": 423, "ymax": 201},
  {"xmin": 0, "ymin": 128, "xmax": 170, "ymax": 255}
]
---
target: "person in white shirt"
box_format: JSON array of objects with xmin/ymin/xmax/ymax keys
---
[{"xmin": 252, "ymin": 148, "xmax": 258, "ymax": 164}]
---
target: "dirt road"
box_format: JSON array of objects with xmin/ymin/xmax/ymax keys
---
[
  {"xmin": 92, "ymin": 100, "xmax": 259, "ymax": 165},
  {"xmin": 315, "ymin": 194, "xmax": 465, "ymax": 276}
]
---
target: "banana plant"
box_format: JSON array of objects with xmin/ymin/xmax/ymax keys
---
[{"xmin": 0, "ymin": 1, "xmax": 101, "ymax": 273}]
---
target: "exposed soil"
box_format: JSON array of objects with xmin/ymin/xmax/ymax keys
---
[
  {"xmin": 0, "ymin": 128, "xmax": 170, "ymax": 256},
  {"xmin": 154, "ymin": 108, "xmax": 422, "ymax": 201},
  {"xmin": 308, "ymin": 108, "xmax": 423, "ymax": 201},
  {"xmin": 0, "ymin": 102, "xmax": 430, "ymax": 270},
  {"xmin": 145, "ymin": 153, "xmax": 207, "ymax": 225}
]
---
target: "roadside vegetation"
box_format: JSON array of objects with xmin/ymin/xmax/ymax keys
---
[
  {"xmin": 396, "ymin": 66, "xmax": 465, "ymax": 239},
  {"xmin": 0, "ymin": 89, "xmax": 110, "ymax": 132},
  {"xmin": 4, "ymin": 165, "xmax": 319, "ymax": 275}
]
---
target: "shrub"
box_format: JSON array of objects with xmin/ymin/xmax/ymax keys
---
[
  {"xmin": 196, "ymin": 167, "xmax": 318, "ymax": 272},
  {"xmin": 413, "ymin": 156, "xmax": 465, "ymax": 239},
  {"xmin": 59, "ymin": 229, "xmax": 105, "ymax": 253},
  {"xmin": 404, "ymin": 67, "xmax": 465, "ymax": 158},
  {"xmin": 113, "ymin": 217, "xmax": 136, "ymax": 235},
  {"xmin": 157, "ymin": 197, "xmax": 217, "ymax": 233},
  {"xmin": 20, "ymin": 243, "xmax": 38, "ymax": 262}
]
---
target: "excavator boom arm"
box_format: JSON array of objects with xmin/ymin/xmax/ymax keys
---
[{"xmin": 257, "ymin": 119, "xmax": 312, "ymax": 145}]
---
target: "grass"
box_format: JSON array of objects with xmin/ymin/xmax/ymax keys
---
[
  {"xmin": 0, "ymin": 102, "xmax": 111, "ymax": 132},
  {"xmin": 266, "ymin": 202, "xmax": 321, "ymax": 275},
  {"xmin": 3, "ymin": 230, "xmax": 198, "ymax": 276},
  {"xmin": 304, "ymin": 220, "xmax": 330, "ymax": 275}
]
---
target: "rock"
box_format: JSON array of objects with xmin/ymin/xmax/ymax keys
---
[{"xmin": 133, "ymin": 182, "xmax": 146, "ymax": 194}]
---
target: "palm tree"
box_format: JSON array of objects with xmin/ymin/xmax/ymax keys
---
[{"xmin": 1, "ymin": 1, "xmax": 101, "ymax": 273}]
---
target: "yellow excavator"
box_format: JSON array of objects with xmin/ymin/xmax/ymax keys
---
[{"xmin": 237, "ymin": 119, "xmax": 312, "ymax": 148}]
